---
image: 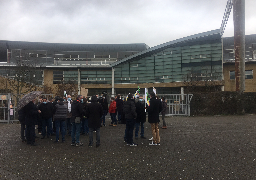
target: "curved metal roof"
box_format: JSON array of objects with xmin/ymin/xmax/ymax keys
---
[
  {"xmin": 0, "ymin": 40, "xmax": 149, "ymax": 52},
  {"xmin": 110, "ymin": 29, "xmax": 221, "ymax": 67}
]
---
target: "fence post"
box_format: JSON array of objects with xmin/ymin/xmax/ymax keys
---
[{"xmin": 8, "ymin": 93, "xmax": 11, "ymax": 124}]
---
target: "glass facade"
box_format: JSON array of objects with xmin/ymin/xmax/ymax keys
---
[
  {"xmin": 114, "ymin": 42, "xmax": 222, "ymax": 84},
  {"xmin": 80, "ymin": 70, "xmax": 112, "ymax": 84}
]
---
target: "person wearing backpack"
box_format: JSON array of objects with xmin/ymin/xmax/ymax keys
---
[{"xmin": 53, "ymin": 98, "xmax": 67, "ymax": 143}]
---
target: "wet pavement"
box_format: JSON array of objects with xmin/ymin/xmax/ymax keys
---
[{"xmin": 1, "ymin": 115, "xmax": 256, "ymax": 179}]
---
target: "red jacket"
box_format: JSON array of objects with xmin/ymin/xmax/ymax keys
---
[{"xmin": 109, "ymin": 100, "xmax": 116, "ymax": 114}]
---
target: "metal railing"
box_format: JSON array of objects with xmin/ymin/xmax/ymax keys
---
[
  {"xmin": 0, "ymin": 93, "xmax": 54, "ymax": 123},
  {"xmin": 157, "ymin": 94, "xmax": 193, "ymax": 116}
]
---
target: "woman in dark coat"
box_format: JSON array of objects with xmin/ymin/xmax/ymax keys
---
[
  {"xmin": 123, "ymin": 94, "xmax": 137, "ymax": 146},
  {"xmin": 85, "ymin": 96, "xmax": 103, "ymax": 147},
  {"xmin": 24, "ymin": 100, "xmax": 41, "ymax": 146},
  {"xmin": 147, "ymin": 93, "xmax": 162, "ymax": 145}
]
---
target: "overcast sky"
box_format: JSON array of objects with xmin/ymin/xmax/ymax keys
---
[{"xmin": 0, "ymin": 0, "xmax": 255, "ymax": 47}]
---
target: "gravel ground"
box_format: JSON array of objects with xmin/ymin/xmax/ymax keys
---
[{"xmin": 1, "ymin": 115, "xmax": 256, "ymax": 179}]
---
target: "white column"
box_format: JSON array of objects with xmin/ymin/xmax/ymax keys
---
[
  {"xmin": 112, "ymin": 67, "xmax": 115, "ymax": 97},
  {"xmin": 78, "ymin": 69, "xmax": 81, "ymax": 95},
  {"xmin": 181, "ymin": 87, "xmax": 184, "ymax": 101}
]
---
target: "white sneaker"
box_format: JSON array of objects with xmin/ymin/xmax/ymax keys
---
[
  {"xmin": 149, "ymin": 142, "xmax": 157, "ymax": 145},
  {"xmin": 130, "ymin": 143, "xmax": 138, "ymax": 147},
  {"xmin": 149, "ymin": 137, "xmax": 153, "ymax": 141}
]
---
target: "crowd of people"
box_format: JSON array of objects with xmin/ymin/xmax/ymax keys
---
[{"xmin": 18, "ymin": 92, "xmax": 167, "ymax": 147}]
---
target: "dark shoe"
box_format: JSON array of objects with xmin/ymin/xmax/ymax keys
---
[
  {"xmin": 109, "ymin": 124, "xmax": 113, "ymax": 126},
  {"xmin": 22, "ymin": 139, "xmax": 27, "ymax": 142},
  {"xmin": 141, "ymin": 136, "xmax": 146, "ymax": 139},
  {"xmin": 103, "ymin": 124, "xmax": 106, "ymax": 126},
  {"xmin": 157, "ymin": 143, "xmax": 160, "ymax": 145},
  {"xmin": 88, "ymin": 144, "xmax": 93, "ymax": 147},
  {"xmin": 96, "ymin": 144, "xmax": 100, "ymax": 148}
]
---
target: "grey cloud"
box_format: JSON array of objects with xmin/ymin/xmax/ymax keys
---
[{"xmin": 0, "ymin": 0, "xmax": 255, "ymax": 47}]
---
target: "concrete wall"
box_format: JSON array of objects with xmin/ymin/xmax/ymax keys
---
[{"xmin": 223, "ymin": 63, "xmax": 256, "ymax": 92}]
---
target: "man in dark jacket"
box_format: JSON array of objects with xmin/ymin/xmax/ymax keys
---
[
  {"xmin": 71, "ymin": 95, "xmax": 84, "ymax": 147},
  {"xmin": 98, "ymin": 94, "xmax": 108, "ymax": 126},
  {"xmin": 38, "ymin": 97, "xmax": 54, "ymax": 139},
  {"xmin": 123, "ymin": 94, "xmax": 137, "ymax": 146},
  {"xmin": 85, "ymin": 95, "xmax": 103, "ymax": 147},
  {"xmin": 53, "ymin": 98, "xmax": 67, "ymax": 142},
  {"xmin": 135, "ymin": 98, "xmax": 146, "ymax": 139},
  {"xmin": 147, "ymin": 92, "xmax": 162, "ymax": 145},
  {"xmin": 81, "ymin": 97, "xmax": 89, "ymax": 135},
  {"xmin": 115, "ymin": 94, "xmax": 124, "ymax": 124},
  {"xmin": 24, "ymin": 99, "xmax": 41, "ymax": 146}
]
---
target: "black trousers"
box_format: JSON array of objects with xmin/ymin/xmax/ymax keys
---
[{"xmin": 26, "ymin": 124, "xmax": 35, "ymax": 144}]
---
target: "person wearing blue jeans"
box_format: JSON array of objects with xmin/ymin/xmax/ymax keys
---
[
  {"xmin": 41, "ymin": 117, "xmax": 52, "ymax": 138},
  {"xmin": 72, "ymin": 122, "xmax": 82, "ymax": 145},
  {"xmin": 135, "ymin": 122, "xmax": 145, "ymax": 138},
  {"xmin": 101, "ymin": 109, "xmax": 108, "ymax": 126},
  {"xmin": 98, "ymin": 94, "xmax": 108, "ymax": 126},
  {"xmin": 81, "ymin": 117, "xmax": 89, "ymax": 135},
  {"xmin": 110, "ymin": 113, "xmax": 117, "ymax": 125},
  {"xmin": 66, "ymin": 118, "xmax": 72, "ymax": 135},
  {"xmin": 38, "ymin": 98, "xmax": 54, "ymax": 139},
  {"xmin": 55, "ymin": 120, "xmax": 66, "ymax": 142},
  {"xmin": 71, "ymin": 95, "xmax": 84, "ymax": 147},
  {"xmin": 85, "ymin": 95, "xmax": 103, "ymax": 148},
  {"xmin": 134, "ymin": 98, "xmax": 146, "ymax": 139},
  {"xmin": 123, "ymin": 94, "xmax": 137, "ymax": 146},
  {"xmin": 53, "ymin": 98, "xmax": 68, "ymax": 142}
]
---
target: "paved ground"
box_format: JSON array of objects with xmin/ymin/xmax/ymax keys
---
[{"xmin": 1, "ymin": 115, "xmax": 256, "ymax": 179}]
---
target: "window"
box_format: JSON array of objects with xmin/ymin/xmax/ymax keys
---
[
  {"xmin": 230, "ymin": 70, "xmax": 253, "ymax": 80},
  {"xmin": 53, "ymin": 71, "xmax": 63, "ymax": 84},
  {"xmin": 253, "ymin": 50, "xmax": 256, "ymax": 60},
  {"xmin": 245, "ymin": 70, "xmax": 253, "ymax": 79},
  {"xmin": 230, "ymin": 71, "xmax": 235, "ymax": 79}
]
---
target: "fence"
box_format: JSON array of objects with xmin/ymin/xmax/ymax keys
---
[
  {"xmin": 158, "ymin": 94, "xmax": 193, "ymax": 116},
  {"xmin": 110, "ymin": 93, "xmax": 193, "ymax": 116},
  {"xmin": 0, "ymin": 93, "xmax": 54, "ymax": 123}
]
